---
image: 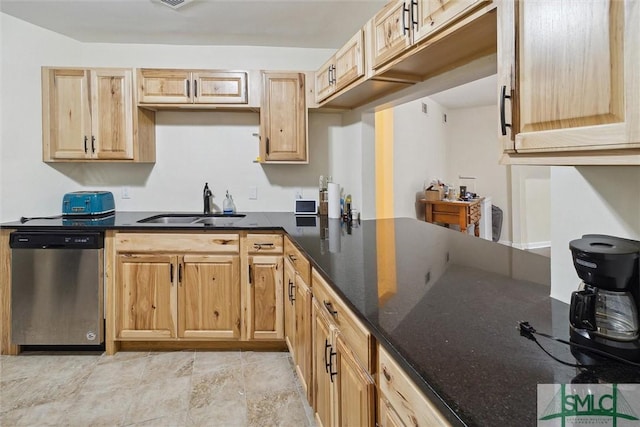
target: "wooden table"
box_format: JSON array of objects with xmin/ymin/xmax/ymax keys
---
[{"xmin": 421, "ymin": 198, "xmax": 484, "ymax": 236}]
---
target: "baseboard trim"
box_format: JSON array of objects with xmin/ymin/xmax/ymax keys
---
[{"xmin": 511, "ymin": 241, "xmax": 551, "ymax": 250}]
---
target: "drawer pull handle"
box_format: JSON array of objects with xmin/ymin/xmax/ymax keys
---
[
  {"xmin": 323, "ymin": 300, "xmax": 337, "ymax": 316},
  {"xmin": 288, "ymin": 253, "xmax": 297, "ymax": 262},
  {"xmin": 500, "ymin": 85, "xmax": 512, "ymax": 136},
  {"xmin": 288, "ymin": 279, "xmax": 296, "ymax": 304},
  {"xmin": 324, "ymin": 339, "xmax": 331, "ymax": 373},
  {"xmin": 402, "ymin": 2, "xmax": 410, "ymax": 36},
  {"xmin": 382, "ymin": 366, "xmax": 391, "ymax": 382},
  {"xmin": 170, "ymin": 263, "xmax": 174, "ymax": 283},
  {"xmin": 254, "ymin": 242, "xmax": 275, "ymax": 251},
  {"xmin": 328, "ymin": 348, "xmax": 337, "ymax": 382}
]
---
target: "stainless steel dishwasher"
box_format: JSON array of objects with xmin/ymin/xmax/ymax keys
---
[{"xmin": 10, "ymin": 231, "xmax": 104, "ymax": 345}]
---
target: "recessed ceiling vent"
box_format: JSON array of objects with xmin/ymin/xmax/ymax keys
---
[{"xmin": 152, "ymin": 0, "xmax": 194, "ymax": 10}]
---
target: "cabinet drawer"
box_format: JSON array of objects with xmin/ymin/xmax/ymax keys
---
[
  {"xmin": 432, "ymin": 204, "xmax": 462, "ymax": 214},
  {"xmin": 115, "ymin": 233, "xmax": 239, "ymax": 253},
  {"xmin": 284, "ymin": 236, "xmax": 310, "ymax": 284},
  {"xmin": 378, "ymin": 345, "xmax": 451, "ymax": 427},
  {"xmin": 312, "ymin": 268, "xmax": 373, "ymax": 372},
  {"xmin": 246, "ymin": 233, "xmax": 283, "ymax": 254}
]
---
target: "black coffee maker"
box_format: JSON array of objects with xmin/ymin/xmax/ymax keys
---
[{"xmin": 569, "ymin": 234, "xmax": 640, "ymax": 362}]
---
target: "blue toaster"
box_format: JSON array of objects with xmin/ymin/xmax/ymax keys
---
[{"xmin": 62, "ymin": 191, "xmax": 115, "ymax": 216}]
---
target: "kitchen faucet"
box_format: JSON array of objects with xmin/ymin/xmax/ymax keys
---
[{"xmin": 203, "ymin": 182, "xmax": 213, "ymax": 214}]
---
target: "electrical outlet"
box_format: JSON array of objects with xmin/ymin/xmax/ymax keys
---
[
  {"xmin": 442, "ymin": 113, "xmax": 447, "ymax": 123},
  {"xmin": 121, "ymin": 187, "xmax": 131, "ymax": 199},
  {"xmin": 294, "ymin": 188, "xmax": 303, "ymax": 199},
  {"xmin": 421, "ymin": 102, "xmax": 428, "ymax": 114},
  {"xmin": 249, "ymin": 186, "xmax": 258, "ymax": 200}
]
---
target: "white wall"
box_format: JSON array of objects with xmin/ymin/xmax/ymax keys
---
[
  {"xmin": 1, "ymin": 13, "xmax": 355, "ymax": 221},
  {"xmin": 393, "ymin": 98, "xmax": 448, "ymax": 219},
  {"xmin": 550, "ymin": 166, "xmax": 640, "ymax": 303},
  {"xmin": 446, "ymin": 104, "xmax": 512, "ymax": 243},
  {"xmin": 510, "ymin": 165, "xmax": 550, "ymax": 249}
]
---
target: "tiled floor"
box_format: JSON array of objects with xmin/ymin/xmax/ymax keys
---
[{"xmin": 0, "ymin": 350, "xmax": 316, "ymax": 426}]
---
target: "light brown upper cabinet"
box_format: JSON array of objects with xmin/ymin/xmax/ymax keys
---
[
  {"xmin": 499, "ymin": 0, "xmax": 640, "ymax": 164},
  {"xmin": 42, "ymin": 68, "xmax": 155, "ymax": 162},
  {"xmin": 315, "ymin": 29, "xmax": 365, "ymax": 103},
  {"xmin": 260, "ymin": 72, "xmax": 308, "ymax": 163},
  {"xmin": 372, "ymin": 0, "xmax": 488, "ymax": 69},
  {"xmin": 137, "ymin": 69, "xmax": 248, "ymax": 105}
]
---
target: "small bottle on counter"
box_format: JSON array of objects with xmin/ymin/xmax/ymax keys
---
[
  {"xmin": 343, "ymin": 194, "xmax": 352, "ymax": 223},
  {"xmin": 319, "ymin": 175, "xmax": 328, "ymax": 216},
  {"xmin": 223, "ymin": 190, "xmax": 236, "ymax": 214}
]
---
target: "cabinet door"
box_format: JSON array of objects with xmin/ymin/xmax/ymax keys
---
[
  {"xmin": 284, "ymin": 258, "xmax": 297, "ymax": 353},
  {"xmin": 247, "ymin": 255, "xmax": 284, "ymax": 340},
  {"xmin": 315, "ymin": 57, "xmax": 336, "ymax": 103},
  {"xmin": 413, "ymin": 0, "xmax": 485, "ymax": 44},
  {"xmin": 91, "ymin": 69, "xmax": 134, "ymax": 160},
  {"xmin": 179, "ymin": 254, "xmax": 241, "ymax": 340},
  {"xmin": 372, "ymin": 0, "xmax": 412, "ymax": 69},
  {"xmin": 117, "ymin": 254, "xmax": 176, "ymax": 339},
  {"xmin": 137, "ymin": 69, "xmax": 191, "ymax": 103},
  {"xmin": 294, "ymin": 274, "xmax": 312, "ymax": 402},
  {"xmin": 497, "ymin": 0, "xmax": 517, "ymax": 153},
  {"xmin": 192, "ymin": 71, "xmax": 248, "ymax": 104},
  {"xmin": 260, "ymin": 72, "xmax": 308, "ymax": 162},
  {"xmin": 334, "ymin": 29, "xmax": 365, "ymax": 91},
  {"xmin": 335, "ymin": 335, "xmax": 375, "ymax": 427},
  {"xmin": 510, "ymin": 0, "xmax": 640, "ymax": 154},
  {"xmin": 312, "ymin": 298, "xmax": 335, "ymax": 427},
  {"xmin": 379, "ymin": 396, "xmax": 406, "ymax": 427},
  {"xmin": 44, "ymin": 69, "xmax": 91, "ymax": 159}
]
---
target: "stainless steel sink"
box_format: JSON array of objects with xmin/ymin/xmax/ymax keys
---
[{"xmin": 137, "ymin": 213, "xmax": 246, "ymax": 225}]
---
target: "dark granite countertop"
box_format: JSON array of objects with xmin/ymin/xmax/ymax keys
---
[{"xmin": 4, "ymin": 212, "xmax": 639, "ymax": 426}]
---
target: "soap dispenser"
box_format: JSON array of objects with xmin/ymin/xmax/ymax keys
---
[{"xmin": 223, "ymin": 190, "xmax": 236, "ymax": 214}]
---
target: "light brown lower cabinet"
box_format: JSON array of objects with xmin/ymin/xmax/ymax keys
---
[
  {"xmin": 378, "ymin": 395, "xmax": 405, "ymax": 427},
  {"xmin": 293, "ymin": 273, "xmax": 312, "ymax": 399},
  {"xmin": 378, "ymin": 344, "xmax": 451, "ymax": 427},
  {"xmin": 113, "ymin": 233, "xmax": 242, "ymax": 342},
  {"xmin": 246, "ymin": 255, "xmax": 284, "ymax": 340},
  {"xmin": 284, "ymin": 253, "xmax": 312, "ymax": 400},
  {"xmin": 179, "ymin": 254, "xmax": 241, "ymax": 339},
  {"xmin": 312, "ymin": 297, "xmax": 375, "ymax": 427},
  {"xmin": 116, "ymin": 252, "xmax": 241, "ymax": 340},
  {"xmin": 117, "ymin": 253, "xmax": 177, "ymax": 339},
  {"xmin": 334, "ymin": 335, "xmax": 375, "ymax": 426}
]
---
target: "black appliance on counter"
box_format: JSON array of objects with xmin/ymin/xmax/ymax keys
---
[{"xmin": 569, "ymin": 234, "xmax": 640, "ymax": 362}]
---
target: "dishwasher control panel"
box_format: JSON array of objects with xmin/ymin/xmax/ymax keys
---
[{"xmin": 10, "ymin": 231, "xmax": 104, "ymax": 249}]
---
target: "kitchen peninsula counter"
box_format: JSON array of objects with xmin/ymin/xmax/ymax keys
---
[{"xmin": 3, "ymin": 213, "xmax": 638, "ymax": 426}]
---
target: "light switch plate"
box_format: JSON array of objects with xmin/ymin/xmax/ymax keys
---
[{"xmin": 249, "ymin": 186, "xmax": 258, "ymax": 200}]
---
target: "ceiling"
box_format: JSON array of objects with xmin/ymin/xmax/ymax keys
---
[
  {"xmin": 0, "ymin": 0, "xmax": 387, "ymax": 49},
  {"xmin": 1, "ymin": 0, "xmax": 496, "ymax": 108},
  {"xmin": 429, "ymin": 74, "xmax": 497, "ymax": 109}
]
